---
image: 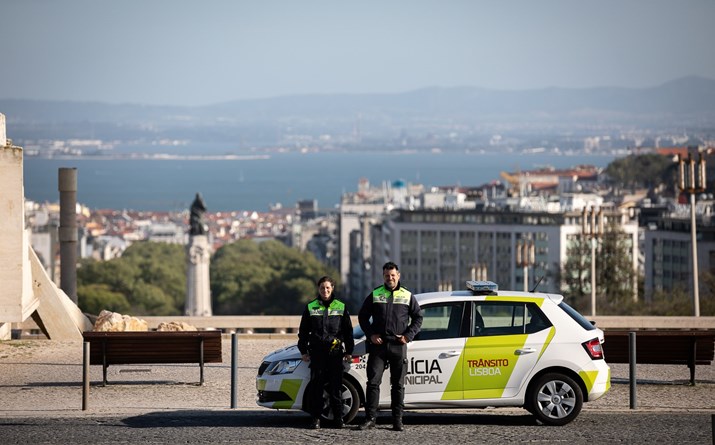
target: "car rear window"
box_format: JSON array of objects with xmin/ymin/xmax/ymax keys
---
[{"xmin": 558, "ymin": 302, "xmax": 596, "ymax": 331}]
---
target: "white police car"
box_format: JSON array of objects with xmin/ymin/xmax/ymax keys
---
[{"xmin": 256, "ymin": 281, "xmax": 610, "ymax": 426}]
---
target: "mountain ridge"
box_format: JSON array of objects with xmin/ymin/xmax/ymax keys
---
[
  {"xmin": 2, "ymin": 77, "xmax": 713, "ymax": 148},
  {"xmin": 2, "ymin": 76, "xmax": 714, "ymax": 121}
]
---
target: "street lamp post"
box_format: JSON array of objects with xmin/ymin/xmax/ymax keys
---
[
  {"xmin": 678, "ymin": 153, "xmax": 707, "ymax": 317},
  {"xmin": 516, "ymin": 237, "xmax": 535, "ymax": 292},
  {"xmin": 582, "ymin": 207, "xmax": 604, "ymax": 317}
]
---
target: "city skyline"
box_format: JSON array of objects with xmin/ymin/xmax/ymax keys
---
[{"xmin": 2, "ymin": 1, "xmax": 715, "ymax": 107}]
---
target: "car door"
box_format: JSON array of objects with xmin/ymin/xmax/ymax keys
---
[
  {"xmin": 399, "ymin": 301, "xmax": 466, "ymax": 404},
  {"xmin": 462, "ymin": 300, "xmax": 552, "ymax": 399}
]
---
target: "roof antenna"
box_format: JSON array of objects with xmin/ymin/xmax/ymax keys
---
[{"xmin": 529, "ymin": 276, "xmax": 544, "ymax": 293}]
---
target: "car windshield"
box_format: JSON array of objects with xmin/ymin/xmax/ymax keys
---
[{"xmin": 558, "ymin": 301, "xmax": 596, "ymax": 331}]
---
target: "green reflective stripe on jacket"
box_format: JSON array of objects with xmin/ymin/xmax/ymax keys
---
[
  {"xmin": 372, "ymin": 285, "xmax": 411, "ymax": 305},
  {"xmin": 307, "ymin": 299, "xmax": 345, "ymax": 316}
]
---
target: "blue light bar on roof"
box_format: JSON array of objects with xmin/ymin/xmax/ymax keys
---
[{"xmin": 466, "ymin": 280, "xmax": 498, "ymax": 294}]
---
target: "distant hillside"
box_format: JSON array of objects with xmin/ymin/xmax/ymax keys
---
[
  {"xmin": 2, "ymin": 76, "xmax": 714, "ymax": 147},
  {"xmin": 208, "ymin": 76, "xmax": 715, "ymax": 118}
]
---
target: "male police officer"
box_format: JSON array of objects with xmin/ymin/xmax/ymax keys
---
[
  {"xmin": 298, "ymin": 276, "xmax": 354, "ymax": 429},
  {"xmin": 358, "ymin": 262, "xmax": 422, "ymax": 431}
]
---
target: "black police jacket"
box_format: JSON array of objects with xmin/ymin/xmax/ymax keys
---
[
  {"xmin": 358, "ymin": 283, "xmax": 423, "ymax": 343},
  {"xmin": 298, "ymin": 297, "xmax": 354, "ymax": 356}
]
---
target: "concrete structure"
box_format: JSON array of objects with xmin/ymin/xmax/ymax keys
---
[
  {"xmin": 185, "ymin": 235, "xmax": 212, "ymax": 316},
  {"xmin": 0, "ymin": 115, "xmax": 36, "ymax": 339},
  {"xmin": 58, "ymin": 168, "xmax": 78, "ymax": 303},
  {"xmin": 0, "ymin": 114, "xmax": 90, "ymax": 340}
]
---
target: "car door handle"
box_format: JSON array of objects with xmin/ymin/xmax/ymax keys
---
[
  {"xmin": 515, "ymin": 348, "xmax": 537, "ymax": 355},
  {"xmin": 438, "ymin": 351, "xmax": 461, "ymax": 358}
]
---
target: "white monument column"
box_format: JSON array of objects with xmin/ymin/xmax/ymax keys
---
[
  {"xmin": 186, "ymin": 236, "xmax": 212, "ymax": 316},
  {"xmin": 185, "ymin": 193, "xmax": 212, "ymax": 316}
]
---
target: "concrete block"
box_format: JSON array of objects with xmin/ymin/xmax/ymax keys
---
[
  {"xmin": 0, "ymin": 322, "xmax": 10, "ymax": 340},
  {"xmin": 29, "ymin": 247, "xmax": 90, "ymax": 340}
]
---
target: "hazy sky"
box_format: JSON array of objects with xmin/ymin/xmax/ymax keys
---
[{"xmin": 2, "ymin": 0, "xmax": 714, "ymax": 107}]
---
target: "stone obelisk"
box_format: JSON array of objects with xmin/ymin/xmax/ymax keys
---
[{"xmin": 185, "ymin": 193, "xmax": 212, "ymax": 316}]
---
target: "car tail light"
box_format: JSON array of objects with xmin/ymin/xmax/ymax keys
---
[
  {"xmin": 582, "ymin": 338, "xmax": 604, "ymax": 360},
  {"xmin": 351, "ymin": 356, "xmax": 361, "ymax": 364}
]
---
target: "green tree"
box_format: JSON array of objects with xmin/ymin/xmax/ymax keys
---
[
  {"xmin": 121, "ymin": 242, "xmax": 187, "ymax": 311},
  {"xmin": 77, "ymin": 283, "xmax": 131, "ymax": 315},
  {"xmin": 561, "ymin": 222, "xmax": 637, "ymax": 314},
  {"xmin": 561, "ymin": 234, "xmax": 590, "ymax": 312},
  {"xmin": 210, "ymin": 239, "xmax": 339, "ymax": 315},
  {"xmin": 595, "ymin": 223, "xmax": 638, "ymax": 313},
  {"xmin": 641, "ymin": 289, "xmax": 693, "ymax": 315},
  {"xmin": 604, "ymin": 153, "xmax": 675, "ymax": 192},
  {"xmin": 77, "ymin": 241, "xmax": 186, "ymax": 316},
  {"xmin": 691, "ymin": 272, "xmax": 715, "ymax": 316}
]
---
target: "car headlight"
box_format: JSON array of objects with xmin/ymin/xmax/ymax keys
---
[{"xmin": 265, "ymin": 359, "xmax": 302, "ymax": 375}]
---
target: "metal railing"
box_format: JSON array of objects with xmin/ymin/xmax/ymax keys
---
[{"xmin": 13, "ymin": 315, "xmax": 715, "ymax": 339}]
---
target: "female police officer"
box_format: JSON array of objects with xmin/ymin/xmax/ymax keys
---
[{"xmin": 298, "ymin": 276, "xmax": 354, "ymax": 429}]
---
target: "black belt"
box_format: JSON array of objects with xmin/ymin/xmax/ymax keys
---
[{"xmin": 382, "ymin": 335, "xmax": 403, "ymax": 344}]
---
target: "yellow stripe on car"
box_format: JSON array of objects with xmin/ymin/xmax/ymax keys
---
[{"xmin": 273, "ymin": 379, "xmax": 303, "ymax": 409}]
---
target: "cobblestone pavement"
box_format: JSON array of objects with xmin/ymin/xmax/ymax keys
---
[{"xmin": 0, "ymin": 338, "xmax": 713, "ymax": 443}]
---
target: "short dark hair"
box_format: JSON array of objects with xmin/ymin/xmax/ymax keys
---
[
  {"xmin": 382, "ymin": 262, "xmax": 399, "ymax": 272},
  {"xmin": 317, "ymin": 275, "xmax": 336, "ymax": 288}
]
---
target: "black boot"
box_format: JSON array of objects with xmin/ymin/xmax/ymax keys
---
[
  {"xmin": 334, "ymin": 416, "xmax": 344, "ymax": 428},
  {"xmin": 359, "ymin": 417, "xmax": 376, "ymax": 430},
  {"xmin": 331, "ymin": 404, "xmax": 344, "ymax": 428},
  {"xmin": 393, "ymin": 417, "xmax": 404, "ymax": 431},
  {"xmin": 310, "ymin": 417, "xmax": 320, "ymax": 429}
]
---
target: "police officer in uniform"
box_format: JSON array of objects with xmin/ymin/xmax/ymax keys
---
[
  {"xmin": 358, "ymin": 262, "xmax": 422, "ymax": 431},
  {"xmin": 298, "ymin": 276, "xmax": 354, "ymax": 429}
]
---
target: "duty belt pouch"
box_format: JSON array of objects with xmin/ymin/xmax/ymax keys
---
[{"xmin": 329, "ymin": 344, "xmax": 344, "ymax": 356}]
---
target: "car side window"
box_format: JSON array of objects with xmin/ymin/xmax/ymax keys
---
[
  {"xmin": 413, "ymin": 302, "xmax": 464, "ymax": 341},
  {"xmin": 525, "ymin": 306, "xmax": 551, "ymax": 334},
  {"xmin": 472, "ymin": 302, "xmax": 551, "ymax": 336}
]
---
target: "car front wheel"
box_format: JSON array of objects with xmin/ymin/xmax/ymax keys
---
[
  {"xmin": 527, "ymin": 373, "xmax": 583, "ymax": 426},
  {"xmin": 306, "ymin": 378, "xmax": 360, "ymax": 424}
]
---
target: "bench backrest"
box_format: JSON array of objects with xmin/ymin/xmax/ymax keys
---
[
  {"xmin": 602, "ymin": 330, "xmax": 715, "ymax": 365},
  {"xmin": 82, "ymin": 331, "xmax": 223, "ymax": 365}
]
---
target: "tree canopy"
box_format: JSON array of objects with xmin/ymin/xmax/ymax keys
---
[
  {"xmin": 210, "ymin": 239, "xmax": 340, "ymax": 315},
  {"xmin": 77, "ymin": 239, "xmax": 341, "ymax": 317},
  {"xmin": 77, "ymin": 241, "xmax": 186, "ymax": 316},
  {"xmin": 561, "ymin": 221, "xmax": 637, "ymax": 315},
  {"xmin": 603, "ymin": 153, "xmax": 676, "ymax": 191}
]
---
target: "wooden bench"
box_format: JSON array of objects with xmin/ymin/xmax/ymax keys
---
[
  {"xmin": 602, "ymin": 329, "xmax": 715, "ymax": 384},
  {"xmin": 82, "ymin": 331, "xmax": 223, "ymax": 385}
]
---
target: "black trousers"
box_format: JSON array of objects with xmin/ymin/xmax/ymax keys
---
[
  {"xmin": 364, "ymin": 342, "xmax": 407, "ymax": 419},
  {"xmin": 308, "ymin": 352, "xmax": 344, "ymax": 420}
]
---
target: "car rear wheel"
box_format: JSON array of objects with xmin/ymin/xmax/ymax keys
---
[{"xmin": 527, "ymin": 373, "xmax": 583, "ymax": 426}]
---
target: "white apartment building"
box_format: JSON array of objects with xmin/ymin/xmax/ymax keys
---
[{"xmin": 365, "ymin": 208, "xmax": 639, "ymax": 296}]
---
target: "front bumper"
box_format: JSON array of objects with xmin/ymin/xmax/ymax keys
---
[{"xmin": 256, "ymin": 377, "xmax": 306, "ymax": 410}]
